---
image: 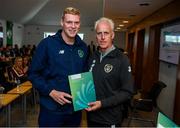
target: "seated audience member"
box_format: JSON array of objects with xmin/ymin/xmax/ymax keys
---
[
  {"xmin": 23, "ymin": 56, "xmax": 30, "ymax": 74},
  {"xmin": 13, "ymin": 44, "xmax": 21, "ymax": 57},
  {"xmin": 0, "ymin": 47, "xmax": 5, "ymax": 61},
  {"xmin": 11, "ymin": 57, "xmax": 27, "ymax": 83},
  {"xmin": 20, "ymin": 45, "xmax": 26, "ymax": 56},
  {"xmin": 30, "ymin": 44, "xmax": 36, "ymax": 56}
]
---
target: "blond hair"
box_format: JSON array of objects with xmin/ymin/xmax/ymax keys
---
[
  {"xmin": 14, "ymin": 57, "xmax": 23, "ymax": 64},
  {"xmin": 62, "ymin": 7, "xmax": 80, "ymax": 20}
]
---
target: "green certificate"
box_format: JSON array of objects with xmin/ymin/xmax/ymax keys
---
[
  {"xmin": 68, "ymin": 72, "xmax": 96, "ymax": 111},
  {"xmin": 157, "ymin": 112, "xmax": 178, "ymax": 127}
]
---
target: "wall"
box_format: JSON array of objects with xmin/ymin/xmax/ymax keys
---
[
  {"xmin": 158, "ymin": 22, "xmax": 180, "ymax": 118},
  {"xmin": 127, "ymin": 0, "xmax": 180, "ymax": 119},
  {"xmin": 0, "ymin": 19, "xmax": 6, "ymax": 46},
  {"xmin": 80, "ymin": 27, "xmax": 96, "ymax": 45},
  {"xmin": 23, "ymin": 25, "xmax": 126, "ymax": 47},
  {"xmin": 13, "ymin": 23, "xmax": 24, "ymax": 47},
  {"xmin": 23, "ymin": 25, "xmax": 97, "ymax": 46},
  {"xmin": 158, "ymin": 61, "xmax": 177, "ymax": 118},
  {"xmin": 114, "ymin": 31, "xmax": 126, "ymax": 49},
  {"xmin": 23, "ymin": 25, "xmax": 59, "ymax": 46},
  {"xmin": 0, "ymin": 20, "xmax": 126, "ymax": 49}
]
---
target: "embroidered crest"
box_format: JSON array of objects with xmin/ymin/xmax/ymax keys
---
[
  {"xmin": 78, "ymin": 49, "xmax": 84, "ymax": 58},
  {"xmin": 104, "ymin": 64, "xmax": 113, "ymax": 73}
]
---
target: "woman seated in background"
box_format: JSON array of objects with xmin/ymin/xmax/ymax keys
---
[{"xmin": 11, "ymin": 57, "xmax": 28, "ymax": 83}]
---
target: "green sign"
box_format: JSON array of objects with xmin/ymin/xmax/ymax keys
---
[{"xmin": 6, "ymin": 21, "xmax": 13, "ymax": 46}]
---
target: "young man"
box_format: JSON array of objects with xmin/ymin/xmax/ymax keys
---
[
  {"xmin": 28, "ymin": 7, "xmax": 88, "ymax": 127},
  {"xmin": 86, "ymin": 17, "xmax": 134, "ymax": 127}
]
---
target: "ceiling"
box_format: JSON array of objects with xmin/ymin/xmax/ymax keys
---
[{"xmin": 0, "ymin": 0, "xmax": 174, "ymax": 31}]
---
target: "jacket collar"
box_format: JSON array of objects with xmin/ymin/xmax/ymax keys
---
[{"xmin": 95, "ymin": 46, "xmax": 122, "ymax": 58}]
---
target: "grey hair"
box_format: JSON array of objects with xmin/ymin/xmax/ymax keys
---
[{"xmin": 94, "ymin": 17, "xmax": 115, "ymax": 31}]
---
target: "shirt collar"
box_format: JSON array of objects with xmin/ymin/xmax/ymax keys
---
[{"xmin": 99, "ymin": 45, "xmax": 115, "ymax": 62}]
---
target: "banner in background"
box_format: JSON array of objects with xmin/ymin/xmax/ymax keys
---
[{"xmin": 6, "ymin": 21, "xmax": 13, "ymax": 46}]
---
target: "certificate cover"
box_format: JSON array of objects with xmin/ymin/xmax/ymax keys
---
[
  {"xmin": 157, "ymin": 112, "xmax": 178, "ymax": 128},
  {"xmin": 68, "ymin": 72, "xmax": 96, "ymax": 111}
]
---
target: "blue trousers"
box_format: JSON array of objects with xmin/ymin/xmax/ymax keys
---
[{"xmin": 38, "ymin": 106, "xmax": 82, "ymax": 127}]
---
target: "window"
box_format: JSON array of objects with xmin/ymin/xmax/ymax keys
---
[
  {"xmin": 44, "ymin": 32, "xmax": 56, "ymax": 38},
  {"xmin": 163, "ymin": 31, "xmax": 180, "ymax": 48},
  {"xmin": 165, "ymin": 35, "xmax": 180, "ymax": 43}
]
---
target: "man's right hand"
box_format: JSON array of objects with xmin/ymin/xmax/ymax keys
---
[{"xmin": 49, "ymin": 89, "xmax": 72, "ymax": 105}]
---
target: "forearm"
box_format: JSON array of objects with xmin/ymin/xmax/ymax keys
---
[
  {"xmin": 101, "ymin": 91, "xmax": 132, "ymax": 108},
  {"xmin": 28, "ymin": 73, "xmax": 54, "ymax": 96}
]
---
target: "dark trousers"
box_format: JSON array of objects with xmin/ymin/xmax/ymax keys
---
[
  {"xmin": 87, "ymin": 120, "xmax": 121, "ymax": 127},
  {"xmin": 38, "ymin": 106, "xmax": 82, "ymax": 127}
]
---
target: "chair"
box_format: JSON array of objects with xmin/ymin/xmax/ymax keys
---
[
  {"xmin": 0, "ymin": 67, "xmax": 16, "ymax": 93},
  {"xmin": 127, "ymin": 81, "xmax": 167, "ymax": 126},
  {"xmin": 5, "ymin": 66, "xmax": 14, "ymax": 82}
]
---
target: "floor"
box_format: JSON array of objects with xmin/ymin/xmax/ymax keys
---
[{"xmin": 0, "ymin": 95, "xmax": 157, "ymax": 127}]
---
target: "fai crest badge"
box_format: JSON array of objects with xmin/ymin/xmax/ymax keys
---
[
  {"xmin": 104, "ymin": 64, "xmax": 113, "ymax": 73},
  {"xmin": 78, "ymin": 49, "xmax": 84, "ymax": 58}
]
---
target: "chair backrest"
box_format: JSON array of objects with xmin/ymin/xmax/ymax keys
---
[
  {"xmin": 0, "ymin": 67, "xmax": 6, "ymax": 82},
  {"xmin": 6, "ymin": 66, "xmax": 14, "ymax": 81},
  {"xmin": 147, "ymin": 81, "xmax": 167, "ymax": 107}
]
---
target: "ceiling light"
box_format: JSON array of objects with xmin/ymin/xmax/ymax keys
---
[
  {"xmin": 123, "ymin": 20, "xmax": 129, "ymax": 23},
  {"xmin": 119, "ymin": 24, "xmax": 124, "ymax": 27}
]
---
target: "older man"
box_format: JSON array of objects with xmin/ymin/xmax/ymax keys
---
[{"xmin": 86, "ymin": 17, "xmax": 134, "ymax": 127}]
